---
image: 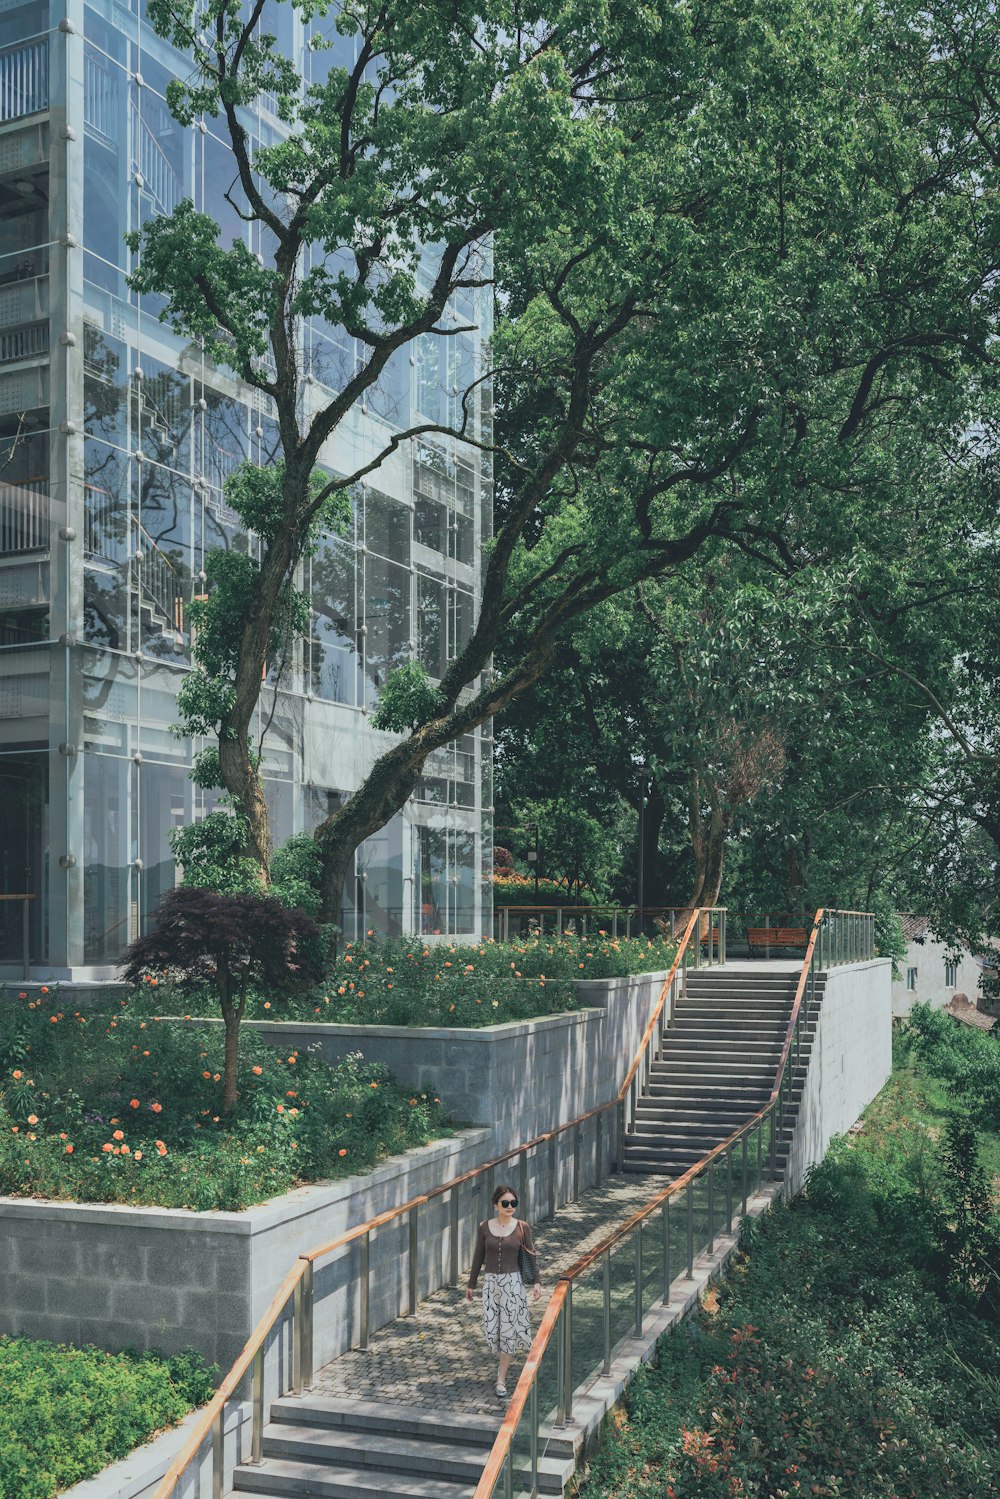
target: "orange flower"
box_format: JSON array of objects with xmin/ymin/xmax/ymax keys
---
[
  {"xmin": 59, "ymin": 1132, "xmax": 67, "ymax": 1140},
  {"xmin": 202, "ymin": 1071, "xmax": 211, "ymax": 1079},
  {"xmin": 252, "ymin": 1066, "xmax": 263, "ymax": 1076},
  {"xmin": 65, "ymin": 1144, "xmax": 74, "ymax": 1154},
  {"xmin": 40, "ymin": 985, "xmax": 48, "ymax": 994},
  {"xmin": 156, "ymin": 1141, "xmax": 168, "ymax": 1156},
  {"xmin": 369, "ymin": 1082, "xmax": 378, "ymax": 1089},
  {"xmin": 134, "ymin": 1150, "xmax": 143, "ymax": 1161},
  {"xmin": 11, "ymin": 1070, "xmax": 21, "ymax": 1080},
  {"xmin": 113, "ymin": 1129, "xmax": 124, "ymax": 1141},
  {"xmin": 50, "ymin": 1016, "xmax": 58, "ymax": 1024},
  {"xmin": 26, "ymin": 1114, "xmax": 37, "ymax": 1125},
  {"xmin": 276, "ymin": 1104, "xmax": 285, "ymax": 1113},
  {"xmin": 101, "ymin": 1143, "xmax": 113, "ymax": 1153},
  {"xmin": 263, "ymin": 1001, "xmax": 271, "ymax": 1009},
  {"xmin": 129, "ymin": 1099, "xmax": 140, "ymax": 1109},
  {"xmin": 151, "ymin": 1102, "xmax": 163, "ymax": 1113},
  {"xmin": 338, "ymin": 1148, "xmax": 347, "ymax": 1157},
  {"xmin": 287, "ymin": 1055, "xmax": 296, "ymax": 1064},
  {"xmin": 121, "ymin": 1145, "xmax": 131, "ymax": 1156}
]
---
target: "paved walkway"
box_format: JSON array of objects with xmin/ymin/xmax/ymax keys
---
[{"xmin": 313, "ymin": 1175, "xmax": 661, "ymax": 1417}]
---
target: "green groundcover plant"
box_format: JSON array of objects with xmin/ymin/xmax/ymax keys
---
[
  {"xmin": 128, "ymin": 931, "xmax": 678, "ymax": 1029},
  {"xmin": 0, "ymin": 989, "xmax": 448, "ymax": 1210},
  {"xmin": 580, "ymin": 1023, "xmax": 1000, "ymax": 1499},
  {"xmin": 0, "ymin": 1337, "xmax": 215, "ymax": 1499}
]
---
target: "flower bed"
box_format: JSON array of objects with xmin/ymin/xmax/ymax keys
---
[
  {"xmin": 0, "ymin": 1335, "xmax": 214, "ymax": 1499},
  {"xmin": 126, "ymin": 932, "xmax": 677, "ymax": 1029},
  {"xmin": 0, "ymin": 989, "xmax": 449, "ymax": 1211}
]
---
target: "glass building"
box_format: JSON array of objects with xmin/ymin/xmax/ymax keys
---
[{"xmin": 0, "ymin": 0, "xmax": 493, "ymax": 981}]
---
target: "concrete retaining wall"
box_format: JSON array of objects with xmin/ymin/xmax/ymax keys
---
[{"xmin": 786, "ymin": 958, "xmax": 892, "ymax": 1192}]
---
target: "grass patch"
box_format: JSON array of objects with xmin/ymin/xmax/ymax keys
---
[
  {"xmin": 0, "ymin": 1337, "xmax": 215, "ymax": 1499},
  {"xmin": 580, "ymin": 1012, "xmax": 1000, "ymax": 1499},
  {"xmin": 0, "ymin": 989, "xmax": 450, "ymax": 1211}
]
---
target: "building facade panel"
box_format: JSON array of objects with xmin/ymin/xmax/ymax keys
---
[{"xmin": 0, "ymin": 0, "xmax": 492, "ymax": 978}]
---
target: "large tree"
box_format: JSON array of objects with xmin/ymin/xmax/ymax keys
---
[{"xmin": 132, "ymin": 0, "xmax": 998, "ymax": 928}]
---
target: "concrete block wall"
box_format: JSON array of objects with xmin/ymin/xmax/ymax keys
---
[{"xmin": 786, "ymin": 958, "xmax": 892, "ymax": 1192}]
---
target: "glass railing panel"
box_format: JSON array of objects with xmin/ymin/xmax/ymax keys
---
[
  {"xmin": 667, "ymin": 1188, "xmax": 688, "ymax": 1288},
  {"xmin": 609, "ymin": 1228, "xmax": 638, "ymax": 1350},
  {"xmin": 510, "ymin": 1386, "xmax": 534, "ymax": 1499},
  {"xmin": 690, "ymin": 1170, "xmax": 710, "ymax": 1263},
  {"xmin": 569, "ymin": 1260, "xmax": 606, "ymax": 1395},
  {"xmin": 536, "ymin": 1318, "xmax": 563, "ymax": 1468},
  {"xmin": 641, "ymin": 1211, "xmax": 662, "ymax": 1317}
]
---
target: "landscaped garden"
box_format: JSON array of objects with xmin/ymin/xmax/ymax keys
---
[
  {"xmin": 137, "ymin": 929, "xmax": 679, "ymax": 1028},
  {"xmin": 0, "ymin": 1336, "xmax": 215, "ymax": 1499},
  {"xmin": 0, "ymin": 986, "xmax": 449, "ymax": 1211},
  {"xmin": 579, "ymin": 1009, "xmax": 1000, "ymax": 1499}
]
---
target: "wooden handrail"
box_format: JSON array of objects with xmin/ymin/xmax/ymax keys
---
[
  {"xmin": 470, "ymin": 908, "xmax": 827, "ymax": 1496},
  {"xmin": 476, "ymin": 1280, "xmax": 570, "ymax": 1496},
  {"xmin": 153, "ymin": 1258, "xmax": 308, "ymax": 1499},
  {"xmin": 617, "ymin": 907, "xmax": 700, "ymax": 1103}
]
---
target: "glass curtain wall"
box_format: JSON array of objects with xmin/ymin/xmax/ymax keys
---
[{"xmin": 0, "ymin": 0, "xmax": 491, "ymax": 977}]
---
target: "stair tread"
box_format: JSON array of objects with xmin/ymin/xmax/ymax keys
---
[
  {"xmin": 233, "ymin": 1456, "xmax": 475, "ymax": 1498},
  {"xmin": 270, "ymin": 1396, "xmax": 499, "ymax": 1443}
]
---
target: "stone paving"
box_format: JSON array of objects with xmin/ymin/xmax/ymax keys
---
[{"xmin": 313, "ymin": 1174, "xmax": 663, "ymax": 1417}]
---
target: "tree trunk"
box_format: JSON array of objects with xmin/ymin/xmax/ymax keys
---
[{"xmin": 221, "ymin": 1001, "xmax": 241, "ymax": 1114}]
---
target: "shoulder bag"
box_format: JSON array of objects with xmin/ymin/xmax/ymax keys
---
[{"xmin": 516, "ymin": 1220, "xmax": 538, "ymax": 1286}]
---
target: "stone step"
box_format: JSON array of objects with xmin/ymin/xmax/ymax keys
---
[
  {"xmin": 258, "ymin": 1424, "xmax": 500, "ymax": 1487},
  {"xmin": 669, "ymin": 1017, "xmax": 805, "ymax": 1033},
  {"xmin": 232, "ymin": 1456, "xmax": 475, "ymax": 1499},
  {"xmin": 269, "ymin": 1397, "xmax": 500, "ymax": 1450}
]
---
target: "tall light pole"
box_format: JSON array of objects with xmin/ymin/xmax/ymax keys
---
[{"xmin": 637, "ymin": 774, "xmax": 649, "ymax": 929}]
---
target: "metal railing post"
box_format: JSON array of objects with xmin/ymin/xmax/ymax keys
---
[
  {"xmin": 301, "ymin": 1258, "xmax": 314, "ymax": 1390},
  {"xmin": 563, "ymin": 1283, "xmax": 573, "ymax": 1423},
  {"xmin": 548, "ymin": 1135, "xmax": 557, "ymax": 1220},
  {"xmin": 450, "ymin": 1185, "xmax": 460, "ymax": 1287},
  {"xmin": 720, "ymin": 909, "xmax": 727, "ymax": 965},
  {"xmin": 634, "ymin": 1228, "xmax": 643, "ymax": 1336},
  {"xmin": 615, "ymin": 1097, "xmax": 625, "ymax": 1172},
  {"xmin": 529, "ymin": 1379, "xmax": 539, "ymax": 1499},
  {"xmin": 756, "ymin": 1119, "xmax": 763, "ymax": 1193},
  {"xmin": 662, "ymin": 1199, "xmax": 671, "ymax": 1302},
  {"xmin": 408, "ymin": 1204, "xmax": 419, "ymax": 1315},
  {"xmin": 726, "ymin": 1147, "xmax": 734, "ymax": 1233},
  {"xmin": 212, "ymin": 1410, "xmax": 224, "ymax": 1499},
  {"xmin": 768, "ymin": 1107, "xmax": 777, "ymax": 1182},
  {"xmin": 503, "ymin": 1449, "xmax": 514, "ymax": 1499},
  {"xmin": 359, "ymin": 1231, "xmax": 370, "ymax": 1350},
  {"xmin": 249, "ymin": 1346, "xmax": 264, "ymax": 1465},
  {"xmin": 686, "ymin": 1180, "xmax": 694, "ymax": 1276},
  {"xmin": 22, "ymin": 895, "xmax": 30, "ymax": 980},
  {"xmin": 596, "ymin": 1111, "xmax": 604, "ymax": 1186},
  {"xmin": 602, "ymin": 1250, "xmax": 612, "ymax": 1374},
  {"xmin": 292, "ymin": 1274, "xmax": 303, "ymax": 1395},
  {"xmin": 707, "ymin": 1165, "xmax": 715, "ymax": 1255},
  {"xmin": 741, "ymin": 1132, "xmax": 749, "ymax": 1215},
  {"xmin": 572, "ymin": 1126, "xmax": 580, "ymax": 1202}
]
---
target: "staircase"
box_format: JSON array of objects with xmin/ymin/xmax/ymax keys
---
[
  {"xmin": 231, "ymin": 1393, "xmax": 575, "ymax": 1499},
  {"xmin": 621, "ymin": 966, "xmax": 824, "ymax": 1177}
]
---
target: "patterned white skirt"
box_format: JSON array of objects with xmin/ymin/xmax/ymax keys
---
[{"xmin": 481, "ymin": 1271, "xmax": 531, "ymax": 1354}]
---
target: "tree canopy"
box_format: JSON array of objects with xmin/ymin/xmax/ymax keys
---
[{"xmin": 129, "ymin": 0, "xmax": 1000, "ymax": 935}]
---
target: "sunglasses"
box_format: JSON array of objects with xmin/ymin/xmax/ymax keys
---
[{"xmin": 498, "ymin": 1198, "xmax": 518, "ymax": 1208}]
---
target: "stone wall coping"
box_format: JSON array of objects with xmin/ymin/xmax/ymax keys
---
[
  {"xmin": 0, "ymin": 1127, "xmax": 490, "ymax": 1235},
  {"xmin": 159, "ymin": 1008, "xmax": 607, "ymax": 1043},
  {"xmin": 573, "ymin": 969, "xmax": 670, "ymax": 992}
]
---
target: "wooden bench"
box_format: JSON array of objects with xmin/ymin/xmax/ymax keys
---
[{"xmin": 747, "ymin": 927, "xmax": 808, "ymax": 952}]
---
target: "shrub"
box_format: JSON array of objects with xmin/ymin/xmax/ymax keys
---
[
  {"xmin": 0, "ymin": 1336, "xmax": 215, "ymax": 1499},
  {"xmin": 0, "ymin": 991, "xmax": 449, "ymax": 1211},
  {"xmin": 120, "ymin": 888, "xmax": 327, "ymax": 1112}
]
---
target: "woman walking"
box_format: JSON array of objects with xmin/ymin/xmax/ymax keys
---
[{"xmin": 466, "ymin": 1184, "xmax": 542, "ymax": 1398}]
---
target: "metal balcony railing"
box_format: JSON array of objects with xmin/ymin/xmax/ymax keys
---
[
  {"xmin": 0, "ymin": 321, "xmax": 48, "ymax": 364},
  {"xmin": 0, "ymin": 37, "xmax": 48, "ymax": 122},
  {"xmin": 0, "ymin": 478, "xmax": 49, "ymax": 555}
]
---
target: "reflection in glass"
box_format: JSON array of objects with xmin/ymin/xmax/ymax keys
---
[
  {"xmin": 309, "ymin": 534, "xmax": 360, "ymax": 705},
  {"xmin": 83, "ymin": 750, "xmax": 130, "ymax": 964},
  {"xmin": 0, "ymin": 752, "xmax": 48, "ymax": 963},
  {"xmin": 364, "ymin": 553, "xmax": 410, "ymax": 695}
]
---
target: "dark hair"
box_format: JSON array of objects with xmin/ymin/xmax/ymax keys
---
[{"xmin": 492, "ymin": 1183, "xmax": 517, "ymax": 1206}]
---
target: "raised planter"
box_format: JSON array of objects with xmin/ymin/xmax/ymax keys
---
[{"xmin": 177, "ymin": 969, "xmax": 670, "ymax": 1159}]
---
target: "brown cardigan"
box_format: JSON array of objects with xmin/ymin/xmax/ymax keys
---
[{"xmin": 467, "ymin": 1218, "xmax": 539, "ymax": 1289}]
